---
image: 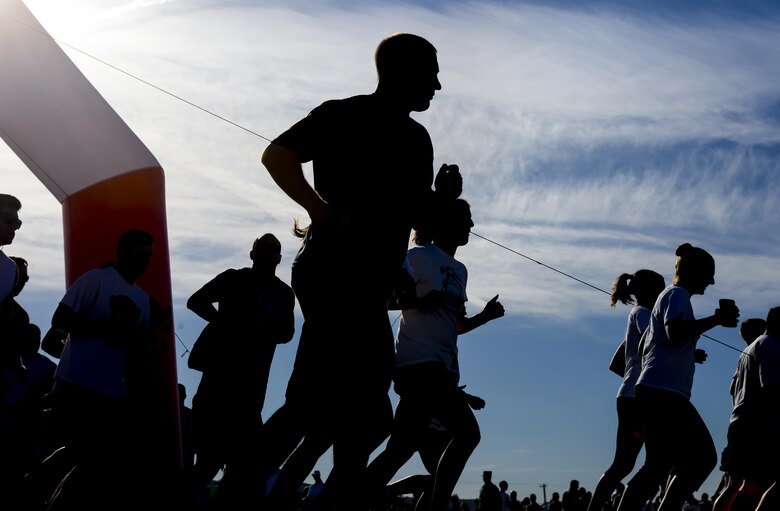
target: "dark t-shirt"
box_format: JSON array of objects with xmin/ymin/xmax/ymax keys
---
[
  {"xmin": 194, "ymin": 268, "xmax": 295, "ymax": 411},
  {"xmin": 479, "ymin": 482, "xmax": 502, "ymax": 511},
  {"xmin": 273, "ymin": 93, "xmax": 435, "ymax": 293}
]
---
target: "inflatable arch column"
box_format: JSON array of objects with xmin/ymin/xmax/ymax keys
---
[{"xmin": 0, "ymin": 0, "xmax": 182, "ymax": 492}]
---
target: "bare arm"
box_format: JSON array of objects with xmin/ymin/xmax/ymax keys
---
[
  {"xmin": 261, "ymin": 143, "xmax": 331, "ymax": 224},
  {"xmin": 51, "ymin": 302, "xmax": 86, "ymax": 336},
  {"xmin": 186, "ymin": 286, "xmax": 220, "ymax": 324},
  {"xmin": 51, "ymin": 301, "xmax": 140, "ymax": 347},
  {"xmin": 665, "ymin": 306, "xmax": 739, "ymax": 344},
  {"xmin": 458, "ymin": 294, "xmax": 505, "ymax": 335}
]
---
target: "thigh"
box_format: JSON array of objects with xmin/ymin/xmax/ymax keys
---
[
  {"xmin": 387, "ymin": 395, "xmax": 437, "ymax": 452},
  {"xmin": 433, "ymin": 388, "xmax": 479, "ymax": 441}
]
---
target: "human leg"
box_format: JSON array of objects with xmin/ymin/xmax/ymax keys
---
[
  {"xmin": 617, "ymin": 386, "xmax": 678, "ymax": 511},
  {"xmin": 365, "ymin": 394, "xmax": 434, "ymax": 509},
  {"xmin": 712, "ymin": 474, "xmax": 742, "ymax": 511},
  {"xmin": 656, "ymin": 399, "xmax": 716, "ymax": 511},
  {"xmin": 264, "ymin": 428, "xmax": 335, "ymax": 511},
  {"xmin": 424, "ymin": 392, "xmax": 480, "ymax": 511},
  {"xmin": 588, "ymin": 397, "xmax": 644, "ymax": 511},
  {"xmin": 755, "ymin": 482, "xmax": 779, "ymax": 511}
]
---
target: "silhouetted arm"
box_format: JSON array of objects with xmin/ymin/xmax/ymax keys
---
[
  {"xmin": 261, "ymin": 143, "xmax": 332, "ymax": 225},
  {"xmin": 458, "ymin": 294, "xmax": 505, "ymax": 335},
  {"xmin": 666, "ymin": 306, "xmax": 739, "ymax": 344},
  {"xmin": 51, "ymin": 302, "xmax": 85, "ymax": 335},
  {"xmin": 434, "ymin": 163, "xmax": 462, "ymax": 199},
  {"xmin": 51, "ymin": 301, "xmax": 137, "ymax": 347},
  {"xmin": 186, "ymin": 284, "xmax": 220, "ymax": 324}
]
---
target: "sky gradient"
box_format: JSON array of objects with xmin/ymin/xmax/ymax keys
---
[{"xmin": 3, "ymin": 0, "xmax": 780, "ymax": 502}]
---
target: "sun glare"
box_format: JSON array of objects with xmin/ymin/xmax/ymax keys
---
[{"xmin": 22, "ymin": 0, "xmax": 104, "ymax": 37}]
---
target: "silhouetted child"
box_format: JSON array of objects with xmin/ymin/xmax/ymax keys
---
[{"xmin": 366, "ymin": 198, "xmax": 504, "ymax": 511}]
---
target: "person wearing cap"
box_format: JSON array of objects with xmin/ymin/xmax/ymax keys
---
[{"xmin": 479, "ymin": 471, "xmax": 502, "ymax": 511}]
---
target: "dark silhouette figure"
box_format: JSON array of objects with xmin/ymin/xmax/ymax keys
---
[
  {"xmin": 186, "ymin": 233, "xmax": 295, "ymax": 507},
  {"xmin": 712, "ymin": 317, "xmax": 767, "ymax": 511},
  {"xmin": 478, "ymin": 471, "xmax": 502, "ymax": 511},
  {"xmin": 365, "ymin": 198, "xmax": 503, "ymax": 511},
  {"xmin": 527, "ymin": 493, "xmax": 543, "ymax": 511},
  {"xmin": 499, "ymin": 481, "xmax": 510, "ymax": 511},
  {"xmin": 713, "ymin": 308, "xmax": 780, "ymax": 511},
  {"xmin": 616, "ymin": 243, "xmax": 740, "ymax": 511},
  {"xmin": 42, "ymin": 229, "xmax": 162, "ymax": 511},
  {"xmin": 1, "ymin": 194, "xmax": 25, "ymax": 390},
  {"xmin": 508, "ymin": 491, "xmax": 522, "ymax": 511},
  {"xmin": 0, "ymin": 194, "xmax": 22, "ymax": 301},
  {"xmin": 548, "ymin": 491, "xmax": 563, "ymax": 511},
  {"xmin": 301, "ymin": 469, "xmax": 325, "ymax": 510},
  {"xmin": 698, "ymin": 492, "xmax": 712, "ymax": 511},
  {"xmin": 258, "ymin": 32, "xmax": 461, "ymax": 510},
  {"xmin": 562, "ymin": 480, "xmax": 580, "ymax": 511},
  {"xmin": 1, "ymin": 255, "xmax": 53, "ymax": 508},
  {"xmin": 588, "ymin": 270, "xmax": 666, "ymax": 511}
]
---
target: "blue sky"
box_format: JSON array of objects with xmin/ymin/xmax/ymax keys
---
[{"xmin": 3, "ymin": 0, "xmax": 780, "ymax": 501}]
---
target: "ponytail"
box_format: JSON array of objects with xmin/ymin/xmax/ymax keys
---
[{"xmin": 610, "ymin": 273, "xmax": 633, "ymax": 307}]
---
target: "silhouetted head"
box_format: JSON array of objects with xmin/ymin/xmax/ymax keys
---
[
  {"xmin": 766, "ymin": 307, "xmax": 780, "ymax": 338},
  {"xmin": 610, "ymin": 269, "xmax": 665, "ymax": 309},
  {"xmin": 482, "ymin": 470, "xmax": 493, "ymax": 482},
  {"xmin": 672, "ymin": 242, "xmax": 715, "ymax": 295},
  {"xmin": 250, "ymin": 233, "xmax": 282, "ymax": 273},
  {"xmin": 0, "ymin": 193, "xmax": 22, "ymax": 246},
  {"xmin": 375, "ymin": 33, "xmax": 440, "ymax": 112},
  {"xmin": 499, "ymin": 480, "xmax": 508, "ymax": 491},
  {"xmin": 116, "ymin": 229, "xmax": 154, "ymax": 283},
  {"xmin": 413, "ymin": 198, "xmax": 472, "ymax": 255},
  {"xmin": 9, "ymin": 256, "xmax": 28, "ymax": 296},
  {"xmin": 739, "ymin": 318, "xmax": 767, "ymax": 346}
]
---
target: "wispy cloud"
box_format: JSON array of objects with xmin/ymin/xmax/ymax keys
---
[{"xmin": 11, "ymin": 0, "xmax": 780, "ymax": 325}]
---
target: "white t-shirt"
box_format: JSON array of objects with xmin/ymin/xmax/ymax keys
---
[
  {"xmin": 394, "ymin": 244, "xmax": 468, "ymax": 377},
  {"xmin": 0, "ymin": 250, "xmax": 17, "ymax": 302},
  {"xmin": 637, "ymin": 285, "xmax": 699, "ymax": 398},
  {"xmin": 617, "ymin": 305, "xmax": 651, "ymax": 398},
  {"xmin": 730, "ymin": 333, "xmax": 780, "ymax": 424},
  {"xmin": 55, "ymin": 266, "xmax": 151, "ymax": 398}
]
